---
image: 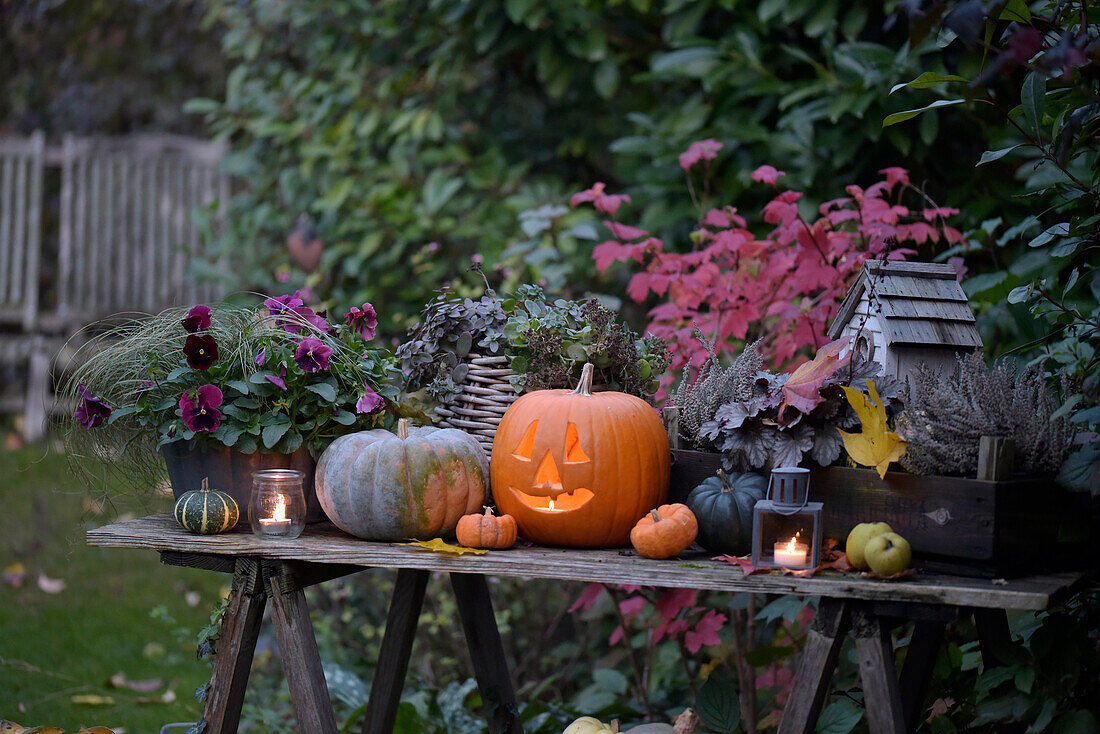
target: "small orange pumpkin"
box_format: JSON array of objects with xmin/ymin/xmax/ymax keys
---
[
  {"xmin": 456, "ymin": 506, "xmax": 518, "ymax": 549},
  {"xmin": 630, "ymin": 503, "xmax": 698, "ymax": 560}
]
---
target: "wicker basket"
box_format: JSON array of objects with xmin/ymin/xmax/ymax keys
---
[{"xmin": 435, "ymin": 353, "xmax": 519, "ymax": 457}]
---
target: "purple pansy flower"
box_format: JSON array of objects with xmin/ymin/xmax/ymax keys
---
[
  {"xmin": 184, "ymin": 334, "xmax": 218, "ymax": 370},
  {"xmin": 264, "ymin": 291, "xmax": 305, "ymax": 317},
  {"xmin": 294, "ymin": 305, "xmax": 335, "ymax": 335},
  {"xmin": 181, "ymin": 304, "xmax": 212, "ymax": 333},
  {"xmin": 265, "ymin": 366, "xmax": 288, "ymax": 391},
  {"xmin": 294, "ymin": 338, "xmax": 332, "ymax": 373},
  {"xmin": 355, "ymin": 383, "xmax": 385, "ymax": 414},
  {"xmin": 179, "ymin": 385, "xmax": 223, "ymax": 433},
  {"xmin": 254, "ymin": 348, "xmax": 266, "ymax": 366},
  {"xmin": 74, "ymin": 384, "xmax": 112, "ymax": 428},
  {"xmin": 344, "ymin": 303, "xmax": 378, "ymax": 341}
]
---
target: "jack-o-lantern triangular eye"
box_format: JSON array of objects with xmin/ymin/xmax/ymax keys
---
[
  {"xmin": 512, "ymin": 420, "xmax": 538, "ymax": 461},
  {"xmin": 564, "ymin": 422, "xmax": 590, "ymax": 463}
]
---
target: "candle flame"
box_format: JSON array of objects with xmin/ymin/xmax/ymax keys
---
[
  {"xmin": 548, "ymin": 499, "xmax": 556, "ymax": 511},
  {"xmin": 785, "ymin": 531, "xmax": 801, "ymax": 553},
  {"xmin": 272, "ymin": 493, "xmax": 287, "ymax": 522}
]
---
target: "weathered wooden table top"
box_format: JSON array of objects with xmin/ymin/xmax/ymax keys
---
[{"xmin": 87, "ymin": 514, "xmax": 1082, "ymax": 611}]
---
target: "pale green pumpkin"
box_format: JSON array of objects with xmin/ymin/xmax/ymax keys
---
[{"xmin": 315, "ymin": 419, "xmax": 487, "ymax": 541}]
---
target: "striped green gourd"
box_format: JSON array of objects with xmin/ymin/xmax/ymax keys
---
[{"xmin": 174, "ymin": 477, "xmax": 239, "ymax": 534}]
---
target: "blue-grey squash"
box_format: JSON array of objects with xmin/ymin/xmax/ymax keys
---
[{"xmin": 685, "ymin": 469, "xmax": 766, "ymax": 555}]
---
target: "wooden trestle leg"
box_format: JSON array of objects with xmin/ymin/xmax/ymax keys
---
[
  {"xmin": 899, "ymin": 620, "xmax": 947, "ymax": 732},
  {"xmin": 852, "ymin": 603, "xmax": 906, "ymax": 734},
  {"xmin": 450, "ymin": 572, "xmax": 524, "ymax": 734},
  {"xmin": 267, "ymin": 562, "xmax": 340, "ymax": 733},
  {"xmin": 362, "ymin": 568, "xmax": 430, "ymax": 734},
  {"xmin": 203, "ymin": 558, "xmax": 267, "ymax": 734},
  {"xmin": 777, "ymin": 598, "xmax": 851, "ymax": 734}
]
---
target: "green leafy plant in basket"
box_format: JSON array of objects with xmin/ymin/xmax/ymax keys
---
[
  {"xmin": 62, "ymin": 293, "xmax": 401, "ymax": 494},
  {"xmin": 397, "ymin": 282, "xmax": 669, "ymax": 404}
]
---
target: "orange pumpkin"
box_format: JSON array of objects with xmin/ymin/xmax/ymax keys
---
[
  {"xmin": 456, "ymin": 507, "xmax": 518, "ymax": 549},
  {"xmin": 630, "ymin": 504, "xmax": 698, "ymax": 559},
  {"xmin": 491, "ymin": 363, "xmax": 670, "ymax": 548}
]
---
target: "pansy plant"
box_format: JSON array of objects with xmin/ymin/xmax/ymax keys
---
[{"xmin": 70, "ymin": 297, "xmax": 401, "ymax": 457}]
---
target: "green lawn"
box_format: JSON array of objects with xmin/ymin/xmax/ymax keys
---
[{"xmin": 0, "ymin": 446, "xmax": 227, "ymax": 731}]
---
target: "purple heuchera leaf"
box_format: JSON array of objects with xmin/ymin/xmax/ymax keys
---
[
  {"xmin": 179, "ymin": 384, "xmax": 223, "ymax": 432},
  {"xmin": 355, "ymin": 383, "xmax": 384, "ymax": 414},
  {"xmin": 265, "ymin": 366, "xmax": 288, "ymax": 391},
  {"xmin": 294, "ymin": 338, "xmax": 332, "ymax": 373},
  {"xmin": 184, "ymin": 334, "xmax": 218, "ymax": 370},
  {"xmin": 181, "ymin": 304, "xmax": 212, "ymax": 333},
  {"xmin": 74, "ymin": 384, "xmax": 112, "ymax": 428},
  {"xmin": 344, "ymin": 303, "xmax": 378, "ymax": 341},
  {"xmin": 254, "ymin": 348, "xmax": 266, "ymax": 366}
]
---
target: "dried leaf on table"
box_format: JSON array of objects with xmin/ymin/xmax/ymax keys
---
[
  {"xmin": 831, "ymin": 553, "xmax": 855, "ymax": 572},
  {"xmin": 397, "ymin": 538, "xmax": 487, "ymax": 555},
  {"xmin": 837, "ymin": 379, "xmax": 907, "ymax": 479},
  {"xmin": 860, "ymin": 567, "xmax": 919, "ymax": 581},
  {"xmin": 713, "ymin": 555, "xmax": 769, "ymax": 576}
]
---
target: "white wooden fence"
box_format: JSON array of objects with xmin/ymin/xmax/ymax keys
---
[{"xmin": 0, "ymin": 132, "xmax": 230, "ymax": 440}]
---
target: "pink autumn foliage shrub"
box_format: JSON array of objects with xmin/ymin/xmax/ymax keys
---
[
  {"xmin": 571, "ymin": 145, "xmax": 965, "ymax": 370},
  {"xmin": 569, "ymin": 583, "xmax": 726, "ymax": 654}
]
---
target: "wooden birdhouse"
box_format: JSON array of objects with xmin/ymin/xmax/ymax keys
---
[{"xmin": 828, "ymin": 261, "xmax": 982, "ymax": 387}]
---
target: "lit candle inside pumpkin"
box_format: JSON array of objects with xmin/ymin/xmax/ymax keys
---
[
  {"xmin": 773, "ymin": 532, "xmax": 809, "ymax": 567},
  {"xmin": 259, "ymin": 493, "xmax": 292, "ymax": 528},
  {"xmin": 545, "ymin": 498, "xmax": 563, "ymax": 513}
]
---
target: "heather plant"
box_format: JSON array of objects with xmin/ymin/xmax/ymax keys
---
[
  {"xmin": 669, "ymin": 329, "xmax": 763, "ymax": 447},
  {"xmin": 898, "ymin": 353, "xmax": 1074, "ymax": 477},
  {"xmin": 570, "ymin": 145, "xmax": 965, "ymax": 372}
]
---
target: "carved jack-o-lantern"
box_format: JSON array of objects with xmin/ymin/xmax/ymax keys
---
[{"xmin": 491, "ymin": 363, "xmax": 670, "ymax": 547}]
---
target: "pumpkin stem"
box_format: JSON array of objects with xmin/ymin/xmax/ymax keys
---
[
  {"xmin": 650, "ymin": 508, "xmax": 662, "ymax": 523},
  {"xmin": 201, "ymin": 477, "xmax": 209, "ymax": 492},
  {"xmin": 571, "ymin": 362, "xmax": 595, "ymax": 396},
  {"xmin": 483, "ymin": 506, "xmax": 495, "ymax": 517},
  {"xmin": 717, "ymin": 469, "xmax": 733, "ymax": 491},
  {"xmin": 397, "ymin": 418, "xmax": 409, "ymax": 440}
]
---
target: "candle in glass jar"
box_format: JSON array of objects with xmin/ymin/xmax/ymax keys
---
[
  {"xmin": 774, "ymin": 534, "xmax": 809, "ymax": 567},
  {"xmin": 259, "ymin": 493, "xmax": 292, "ymax": 529}
]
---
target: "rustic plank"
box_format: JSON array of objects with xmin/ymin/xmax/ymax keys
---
[
  {"xmin": 777, "ymin": 598, "xmax": 850, "ymax": 734},
  {"xmin": 267, "ymin": 566, "xmax": 339, "ymax": 733},
  {"xmin": 159, "ymin": 550, "xmax": 236, "ymax": 574},
  {"xmin": 362, "ymin": 568, "xmax": 429, "ymax": 734},
  {"xmin": 86, "ymin": 515, "xmax": 1080, "ymax": 611},
  {"xmin": 864, "ymin": 261, "xmax": 957, "ymax": 280},
  {"xmin": 878, "ymin": 297, "xmax": 976, "ymax": 322},
  {"xmin": 663, "ymin": 406, "xmax": 681, "ymax": 450},
  {"xmin": 852, "ymin": 604, "xmax": 906, "ymax": 734},
  {"xmin": 451, "ymin": 573, "xmax": 523, "ymax": 734},
  {"xmin": 204, "ymin": 558, "xmax": 266, "ymax": 733},
  {"xmin": 977, "ymin": 437, "xmax": 1015, "ymax": 482},
  {"xmin": 899, "ymin": 620, "xmax": 946, "ymax": 733},
  {"xmin": 268, "ymin": 560, "xmax": 362, "ymax": 595},
  {"xmin": 881, "ymin": 316, "xmax": 982, "ymax": 347}
]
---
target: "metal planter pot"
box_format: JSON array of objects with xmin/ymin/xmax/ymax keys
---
[{"xmin": 161, "ymin": 442, "xmax": 326, "ymax": 526}]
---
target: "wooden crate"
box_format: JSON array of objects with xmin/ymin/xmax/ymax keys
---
[{"xmin": 670, "ymin": 449, "xmax": 1092, "ymax": 577}]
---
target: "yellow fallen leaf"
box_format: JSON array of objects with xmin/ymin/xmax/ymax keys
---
[
  {"xmin": 837, "ymin": 379, "xmax": 907, "ymax": 479},
  {"xmin": 70, "ymin": 694, "xmax": 115, "ymax": 706},
  {"xmin": 397, "ymin": 538, "xmax": 487, "ymax": 556}
]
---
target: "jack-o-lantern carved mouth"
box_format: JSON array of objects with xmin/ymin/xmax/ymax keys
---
[
  {"xmin": 507, "ymin": 419, "xmax": 595, "ymax": 512},
  {"xmin": 509, "ymin": 485, "xmax": 595, "ymax": 513}
]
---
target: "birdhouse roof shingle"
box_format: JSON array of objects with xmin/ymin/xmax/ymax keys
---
[{"xmin": 828, "ymin": 261, "xmax": 982, "ymax": 348}]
